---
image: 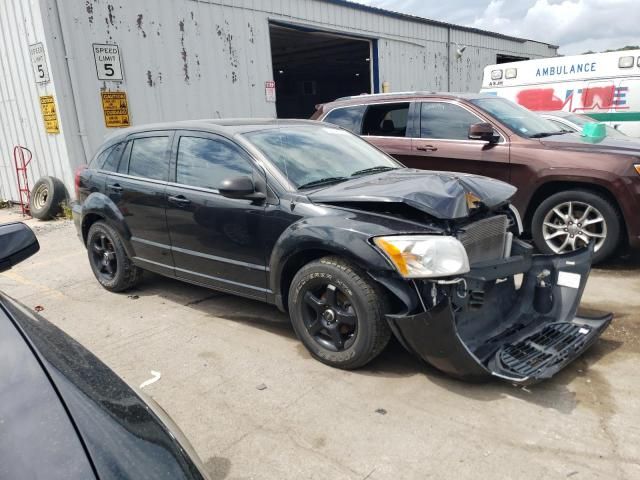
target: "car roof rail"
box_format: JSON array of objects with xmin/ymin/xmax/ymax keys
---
[{"xmin": 334, "ymin": 91, "xmax": 439, "ymax": 101}]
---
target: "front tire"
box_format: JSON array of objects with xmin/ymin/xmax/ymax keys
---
[
  {"xmin": 87, "ymin": 221, "xmax": 142, "ymax": 292},
  {"xmin": 531, "ymin": 190, "xmax": 620, "ymax": 264},
  {"xmin": 288, "ymin": 256, "xmax": 391, "ymax": 369}
]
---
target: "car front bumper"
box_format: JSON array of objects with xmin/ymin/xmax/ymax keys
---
[{"xmin": 385, "ymin": 242, "xmax": 611, "ymax": 385}]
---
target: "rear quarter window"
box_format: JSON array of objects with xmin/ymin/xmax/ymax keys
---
[
  {"xmin": 90, "ymin": 145, "xmax": 116, "ymax": 169},
  {"xmin": 323, "ymin": 105, "xmax": 366, "ymax": 134},
  {"xmin": 101, "ymin": 142, "xmax": 127, "ymax": 172}
]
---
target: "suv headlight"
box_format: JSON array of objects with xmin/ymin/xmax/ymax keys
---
[{"xmin": 373, "ymin": 235, "xmax": 470, "ymax": 278}]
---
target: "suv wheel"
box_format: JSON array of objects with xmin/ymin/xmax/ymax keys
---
[
  {"xmin": 531, "ymin": 190, "xmax": 620, "ymax": 264},
  {"xmin": 87, "ymin": 221, "xmax": 142, "ymax": 292},
  {"xmin": 288, "ymin": 256, "xmax": 391, "ymax": 369}
]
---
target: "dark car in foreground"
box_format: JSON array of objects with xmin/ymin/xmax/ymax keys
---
[
  {"xmin": 74, "ymin": 119, "xmax": 611, "ymax": 384},
  {"xmin": 0, "ymin": 222, "xmax": 209, "ymax": 480},
  {"xmin": 313, "ymin": 92, "xmax": 640, "ymax": 263}
]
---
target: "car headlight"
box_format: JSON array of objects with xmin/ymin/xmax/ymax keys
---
[{"xmin": 373, "ymin": 235, "xmax": 470, "ymax": 278}]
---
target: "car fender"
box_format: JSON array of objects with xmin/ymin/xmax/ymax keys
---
[
  {"xmin": 269, "ymin": 215, "xmax": 398, "ymax": 302},
  {"xmin": 79, "ymin": 192, "xmax": 135, "ymax": 257},
  {"xmin": 519, "ymin": 168, "xmax": 621, "ymax": 214}
]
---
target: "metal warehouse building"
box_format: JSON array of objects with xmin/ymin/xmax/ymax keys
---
[{"xmin": 0, "ymin": 0, "xmax": 558, "ymax": 202}]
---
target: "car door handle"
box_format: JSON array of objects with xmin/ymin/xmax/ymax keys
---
[
  {"xmin": 168, "ymin": 194, "xmax": 191, "ymax": 207},
  {"xmin": 416, "ymin": 144, "xmax": 438, "ymax": 152},
  {"xmin": 107, "ymin": 183, "xmax": 123, "ymax": 192}
]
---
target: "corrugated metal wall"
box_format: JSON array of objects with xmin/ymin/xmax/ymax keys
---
[
  {"xmin": 0, "ymin": 0, "xmax": 557, "ymax": 202},
  {"xmin": 0, "ymin": 0, "xmax": 71, "ymax": 202}
]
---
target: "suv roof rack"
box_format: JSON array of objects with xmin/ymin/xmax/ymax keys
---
[{"xmin": 335, "ymin": 91, "xmax": 439, "ymax": 101}]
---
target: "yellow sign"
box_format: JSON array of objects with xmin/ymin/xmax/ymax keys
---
[
  {"xmin": 101, "ymin": 91, "xmax": 130, "ymax": 128},
  {"xmin": 39, "ymin": 95, "xmax": 59, "ymax": 134}
]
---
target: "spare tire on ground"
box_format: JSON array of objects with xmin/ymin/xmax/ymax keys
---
[{"xmin": 29, "ymin": 176, "xmax": 67, "ymax": 220}]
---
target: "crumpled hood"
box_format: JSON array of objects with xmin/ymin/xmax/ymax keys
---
[{"xmin": 308, "ymin": 169, "xmax": 517, "ymax": 220}]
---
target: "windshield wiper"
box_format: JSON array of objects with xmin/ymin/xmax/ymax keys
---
[
  {"xmin": 350, "ymin": 166, "xmax": 399, "ymax": 177},
  {"xmin": 529, "ymin": 131, "xmax": 570, "ymax": 138},
  {"xmin": 298, "ymin": 176, "xmax": 348, "ymax": 189}
]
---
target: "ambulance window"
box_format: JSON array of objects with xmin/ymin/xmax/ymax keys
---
[{"xmin": 619, "ymin": 56, "xmax": 634, "ymax": 68}]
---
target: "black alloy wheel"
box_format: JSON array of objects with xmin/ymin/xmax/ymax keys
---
[
  {"xmin": 288, "ymin": 256, "xmax": 391, "ymax": 369},
  {"xmin": 90, "ymin": 233, "xmax": 118, "ymax": 281},
  {"xmin": 86, "ymin": 221, "xmax": 142, "ymax": 292},
  {"xmin": 302, "ymin": 283, "xmax": 358, "ymax": 352}
]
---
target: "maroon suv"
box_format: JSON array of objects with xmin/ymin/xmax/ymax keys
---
[{"xmin": 313, "ymin": 93, "xmax": 640, "ymax": 263}]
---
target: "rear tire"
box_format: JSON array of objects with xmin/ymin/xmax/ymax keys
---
[
  {"xmin": 531, "ymin": 189, "xmax": 620, "ymax": 264},
  {"xmin": 87, "ymin": 221, "xmax": 142, "ymax": 292},
  {"xmin": 29, "ymin": 176, "xmax": 67, "ymax": 220},
  {"xmin": 288, "ymin": 256, "xmax": 391, "ymax": 369}
]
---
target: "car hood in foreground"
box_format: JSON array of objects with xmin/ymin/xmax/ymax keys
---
[
  {"xmin": 308, "ymin": 169, "xmax": 517, "ymax": 219},
  {"xmin": 1, "ymin": 292, "xmax": 208, "ymax": 480}
]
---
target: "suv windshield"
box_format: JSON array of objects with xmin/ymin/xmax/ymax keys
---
[
  {"xmin": 243, "ymin": 125, "xmax": 400, "ymax": 189},
  {"xmin": 470, "ymin": 97, "xmax": 566, "ymax": 138}
]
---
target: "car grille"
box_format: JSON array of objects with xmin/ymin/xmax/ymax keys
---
[
  {"xmin": 497, "ymin": 322, "xmax": 590, "ymax": 377},
  {"xmin": 458, "ymin": 214, "xmax": 509, "ymax": 265}
]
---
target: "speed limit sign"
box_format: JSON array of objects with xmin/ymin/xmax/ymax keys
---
[
  {"xmin": 93, "ymin": 44, "xmax": 124, "ymax": 81},
  {"xmin": 29, "ymin": 43, "xmax": 50, "ymax": 84}
]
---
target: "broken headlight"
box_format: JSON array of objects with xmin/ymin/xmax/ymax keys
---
[{"xmin": 373, "ymin": 235, "xmax": 470, "ymax": 279}]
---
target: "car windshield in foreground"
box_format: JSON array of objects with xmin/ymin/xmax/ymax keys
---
[
  {"xmin": 471, "ymin": 97, "xmax": 567, "ymax": 139},
  {"xmin": 243, "ymin": 125, "xmax": 400, "ymax": 189}
]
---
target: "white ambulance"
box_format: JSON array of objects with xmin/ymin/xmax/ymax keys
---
[{"xmin": 480, "ymin": 50, "xmax": 640, "ymax": 136}]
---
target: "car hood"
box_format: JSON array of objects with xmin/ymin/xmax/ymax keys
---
[
  {"xmin": 308, "ymin": 169, "xmax": 517, "ymax": 220},
  {"xmin": 540, "ymin": 133, "xmax": 640, "ymax": 156}
]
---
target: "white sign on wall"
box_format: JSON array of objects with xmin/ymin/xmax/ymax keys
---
[
  {"xmin": 93, "ymin": 44, "xmax": 124, "ymax": 81},
  {"xmin": 29, "ymin": 43, "xmax": 50, "ymax": 84},
  {"xmin": 265, "ymin": 81, "xmax": 276, "ymax": 102}
]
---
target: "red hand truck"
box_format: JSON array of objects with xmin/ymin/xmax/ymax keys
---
[{"xmin": 13, "ymin": 145, "xmax": 33, "ymax": 217}]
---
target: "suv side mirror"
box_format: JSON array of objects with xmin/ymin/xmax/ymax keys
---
[
  {"xmin": 219, "ymin": 175, "xmax": 266, "ymax": 201},
  {"xmin": 468, "ymin": 122, "xmax": 498, "ymax": 142},
  {"xmin": 0, "ymin": 223, "xmax": 39, "ymax": 273}
]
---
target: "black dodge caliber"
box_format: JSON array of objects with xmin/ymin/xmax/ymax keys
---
[{"xmin": 74, "ymin": 119, "xmax": 611, "ymax": 385}]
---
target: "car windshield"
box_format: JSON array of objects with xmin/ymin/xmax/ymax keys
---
[
  {"xmin": 470, "ymin": 97, "xmax": 566, "ymax": 138},
  {"xmin": 243, "ymin": 125, "xmax": 400, "ymax": 189}
]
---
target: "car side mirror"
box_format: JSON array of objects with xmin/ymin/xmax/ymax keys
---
[
  {"xmin": 219, "ymin": 175, "xmax": 266, "ymax": 201},
  {"xmin": 468, "ymin": 122, "xmax": 498, "ymax": 143},
  {"xmin": 0, "ymin": 223, "xmax": 39, "ymax": 273}
]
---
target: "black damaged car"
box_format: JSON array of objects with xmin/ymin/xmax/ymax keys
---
[{"xmin": 74, "ymin": 119, "xmax": 611, "ymax": 385}]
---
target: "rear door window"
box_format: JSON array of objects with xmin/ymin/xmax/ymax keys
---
[
  {"xmin": 127, "ymin": 136, "xmax": 170, "ymax": 181},
  {"xmin": 323, "ymin": 105, "xmax": 366, "ymax": 134},
  {"xmin": 176, "ymin": 136, "xmax": 253, "ymax": 190},
  {"xmin": 420, "ymin": 102, "xmax": 482, "ymax": 140},
  {"xmin": 362, "ymin": 103, "xmax": 410, "ymax": 137}
]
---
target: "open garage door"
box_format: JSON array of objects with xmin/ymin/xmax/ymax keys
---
[{"xmin": 269, "ymin": 23, "xmax": 375, "ymax": 118}]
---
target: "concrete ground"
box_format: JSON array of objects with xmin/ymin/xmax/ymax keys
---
[{"xmin": 1, "ymin": 207, "xmax": 639, "ymax": 480}]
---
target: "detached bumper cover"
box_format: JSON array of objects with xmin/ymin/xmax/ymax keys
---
[{"xmin": 386, "ymin": 245, "xmax": 611, "ymax": 385}]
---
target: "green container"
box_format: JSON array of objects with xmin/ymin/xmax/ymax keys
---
[{"xmin": 581, "ymin": 122, "xmax": 606, "ymax": 138}]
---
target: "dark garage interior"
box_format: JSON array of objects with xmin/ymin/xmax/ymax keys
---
[{"xmin": 269, "ymin": 23, "xmax": 374, "ymax": 118}]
